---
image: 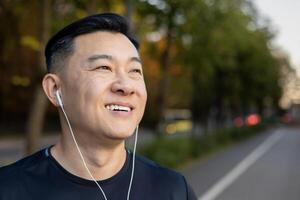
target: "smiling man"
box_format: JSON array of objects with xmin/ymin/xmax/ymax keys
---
[{"xmin": 0, "ymin": 13, "xmax": 197, "ymax": 200}]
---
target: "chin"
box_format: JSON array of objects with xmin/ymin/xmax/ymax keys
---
[
  {"xmin": 107, "ymin": 128, "xmax": 136, "ymax": 140},
  {"xmin": 106, "ymin": 134, "xmax": 133, "ymax": 142}
]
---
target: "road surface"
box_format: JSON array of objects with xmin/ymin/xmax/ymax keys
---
[{"xmin": 182, "ymin": 126, "xmax": 300, "ymax": 200}]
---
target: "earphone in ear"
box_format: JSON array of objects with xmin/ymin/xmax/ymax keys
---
[
  {"xmin": 52, "ymin": 87, "xmax": 138, "ymax": 200},
  {"xmin": 55, "ymin": 90, "xmax": 64, "ymax": 107}
]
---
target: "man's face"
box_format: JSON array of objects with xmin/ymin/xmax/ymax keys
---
[{"xmin": 59, "ymin": 31, "xmax": 147, "ymax": 143}]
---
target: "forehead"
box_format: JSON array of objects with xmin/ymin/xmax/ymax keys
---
[{"xmin": 73, "ymin": 31, "xmax": 139, "ymax": 58}]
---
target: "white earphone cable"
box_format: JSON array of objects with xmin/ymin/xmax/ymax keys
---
[
  {"xmin": 59, "ymin": 104, "xmax": 138, "ymax": 200},
  {"xmin": 127, "ymin": 125, "xmax": 138, "ymax": 200}
]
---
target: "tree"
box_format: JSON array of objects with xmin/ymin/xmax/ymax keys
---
[
  {"xmin": 136, "ymin": 0, "xmax": 192, "ymax": 130},
  {"xmin": 26, "ymin": 0, "xmax": 52, "ymax": 154}
]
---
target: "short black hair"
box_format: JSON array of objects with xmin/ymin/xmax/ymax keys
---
[{"xmin": 45, "ymin": 13, "xmax": 139, "ymax": 72}]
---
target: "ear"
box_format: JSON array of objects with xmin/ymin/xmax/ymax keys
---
[{"xmin": 42, "ymin": 73, "xmax": 61, "ymax": 107}]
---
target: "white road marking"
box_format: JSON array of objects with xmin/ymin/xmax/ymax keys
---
[{"xmin": 198, "ymin": 130, "xmax": 283, "ymax": 200}]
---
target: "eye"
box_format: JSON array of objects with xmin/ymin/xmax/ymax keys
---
[
  {"xmin": 130, "ymin": 68, "xmax": 143, "ymax": 75},
  {"xmin": 95, "ymin": 65, "xmax": 111, "ymax": 71}
]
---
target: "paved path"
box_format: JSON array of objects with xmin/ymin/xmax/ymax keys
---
[{"xmin": 182, "ymin": 126, "xmax": 300, "ymax": 200}]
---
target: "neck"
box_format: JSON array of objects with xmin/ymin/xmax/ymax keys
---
[{"xmin": 51, "ymin": 132, "xmax": 127, "ymax": 181}]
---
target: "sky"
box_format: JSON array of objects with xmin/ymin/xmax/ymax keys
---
[{"xmin": 253, "ymin": 0, "xmax": 300, "ymax": 70}]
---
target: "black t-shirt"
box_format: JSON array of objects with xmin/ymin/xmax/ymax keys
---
[{"xmin": 0, "ymin": 147, "xmax": 197, "ymax": 200}]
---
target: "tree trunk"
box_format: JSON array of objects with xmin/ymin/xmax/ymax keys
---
[
  {"xmin": 214, "ymin": 69, "xmax": 226, "ymax": 128},
  {"xmin": 124, "ymin": 0, "xmax": 133, "ymax": 30},
  {"xmin": 155, "ymin": 29, "xmax": 172, "ymax": 131},
  {"xmin": 25, "ymin": 0, "xmax": 51, "ymax": 154}
]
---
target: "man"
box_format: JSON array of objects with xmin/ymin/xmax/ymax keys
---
[{"xmin": 0, "ymin": 13, "xmax": 197, "ymax": 200}]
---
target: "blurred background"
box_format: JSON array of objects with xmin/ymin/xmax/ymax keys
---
[{"xmin": 1, "ymin": 0, "xmax": 300, "ymax": 199}]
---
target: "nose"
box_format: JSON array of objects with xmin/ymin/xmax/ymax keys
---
[{"xmin": 111, "ymin": 73, "xmax": 135, "ymax": 96}]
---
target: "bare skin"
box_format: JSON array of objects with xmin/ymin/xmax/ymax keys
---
[{"xmin": 42, "ymin": 31, "xmax": 147, "ymax": 180}]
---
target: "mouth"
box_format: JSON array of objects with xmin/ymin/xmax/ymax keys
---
[{"xmin": 105, "ymin": 103, "xmax": 134, "ymax": 112}]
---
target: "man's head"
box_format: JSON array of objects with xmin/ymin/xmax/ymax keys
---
[
  {"xmin": 42, "ymin": 13, "xmax": 147, "ymax": 145},
  {"xmin": 45, "ymin": 13, "xmax": 139, "ymax": 73}
]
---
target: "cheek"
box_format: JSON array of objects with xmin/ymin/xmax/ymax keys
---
[
  {"xmin": 141, "ymin": 82, "xmax": 148, "ymax": 101},
  {"xmin": 138, "ymin": 83, "xmax": 147, "ymax": 107},
  {"xmin": 66, "ymin": 74, "xmax": 107, "ymax": 111},
  {"xmin": 63, "ymin": 70, "xmax": 86, "ymax": 97},
  {"xmin": 82, "ymin": 78, "xmax": 108, "ymax": 105}
]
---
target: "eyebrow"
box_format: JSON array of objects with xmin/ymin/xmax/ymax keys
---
[
  {"xmin": 87, "ymin": 54, "xmax": 142, "ymax": 64},
  {"xmin": 130, "ymin": 57, "xmax": 142, "ymax": 64},
  {"xmin": 87, "ymin": 54, "xmax": 113, "ymax": 62}
]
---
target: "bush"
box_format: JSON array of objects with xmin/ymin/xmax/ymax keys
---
[
  {"xmin": 139, "ymin": 123, "xmax": 267, "ymax": 169},
  {"xmin": 139, "ymin": 136, "xmax": 192, "ymax": 168}
]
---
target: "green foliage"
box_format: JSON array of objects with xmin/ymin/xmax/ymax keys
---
[
  {"xmin": 136, "ymin": 0, "xmax": 285, "ymax": 127},
  {"xmin": 140, "ymin": 135, "xmax": 192, "ymax": 168},
  {"xmin": 139, "ymin": 123, "xmax": 266, "ymax": 169},
  {"xmin": 0, "ymin": 0, "xmax": 294, "ymax": 132}
]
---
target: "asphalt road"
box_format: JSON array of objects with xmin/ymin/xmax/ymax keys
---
[{"xmin": 182, "ymin": 126, "xmax": 300, "ymax": 200}]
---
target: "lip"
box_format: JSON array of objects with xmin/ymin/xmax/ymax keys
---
[{"xmin": 105, "ymin": 102, "xmax": 135, "ymax": 110}]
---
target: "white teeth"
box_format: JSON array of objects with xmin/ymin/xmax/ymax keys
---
[{"xmin": 105, "ymin": 104, "xmax": 131, "ymax": 112}]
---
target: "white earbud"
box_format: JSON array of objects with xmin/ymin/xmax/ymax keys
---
[
  {"xmin": 53, "ymin": 86, "xmax": 138, "ymax": 200},
  {"xmin": 55, "ymin": 90, "xmax": 64, "ymax": 107}
]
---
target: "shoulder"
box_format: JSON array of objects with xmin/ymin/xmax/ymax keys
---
[
  {"xmin": 134, "ymin": 154, "xmax": 190, "ymax": 196},
  {"xmin": 0, "ymin": 149, "xmax": 47, "ymax": 186},
  {"xmin": 134, "ymin": 155, "xmax": 197, "ymax": 199},
  {"xmin": 135, "ymin": 154, "xmax": 184, "ymax": 181},
  {"xmin": 0, "ymin": 148, "xmax": 53, "ymax": 199}
]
